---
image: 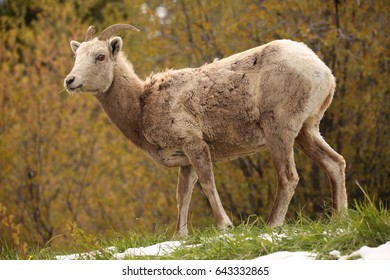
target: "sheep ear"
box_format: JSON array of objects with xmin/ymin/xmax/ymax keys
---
[
  {"xmin": 70, "ymin": 40, "xmax": 81, "ymax": 53},
  {"xmin": 109, "ymin": 37, "xmax": 123, "ymax": 56}
]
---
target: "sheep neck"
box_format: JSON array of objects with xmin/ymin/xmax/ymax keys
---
[{"xmin": 94, "ymin": 55, "xmax": 146, "ymax": 150}]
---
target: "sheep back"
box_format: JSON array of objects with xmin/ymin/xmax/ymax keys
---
[{"xmin": 141, "ymin": 39, "xmax": 334, "ymax": 162}]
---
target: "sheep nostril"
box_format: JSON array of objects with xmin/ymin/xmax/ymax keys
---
[{"xmin": 65, "ymin": 76, "xmax": 75, "ymax": 86}]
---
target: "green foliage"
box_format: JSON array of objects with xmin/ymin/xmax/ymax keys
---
[
  {"xmin": 0, "ymin": 203, "xmax": 28, "ymax": 259},
  {"xmin": 0, "ymin": 0, "xmax": 388, "ymax": 254},
  {"xmin": 1, "ymin": 200, "xmax": 388, "ymax": 260},
  {"xmin": 124, "ymin": 200, "xmax": 390, "ymax": 260}
]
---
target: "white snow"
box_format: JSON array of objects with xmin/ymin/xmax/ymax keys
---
[
  {"xmin": 254, "ymin": 242, "xmax": 390, "ymax": 260},
  {"xmin": 56, "ymin": 246, "xmax": 116, "ymax": 260},
  {"xmin": 114, "ymin": 241, "xmax": 181, "ymax": 258},
  {"xmin": 113, "ymin": 241, "xmax": 199, "ymax": 259},
  {"xmin": 253, "ymin": 251, "xmax": 317, "ymax": 260},
  {"xmin": 55, "ymin": 241, "xmax": 200, "ymax": 260},
  {"xmin": 55, "ymin": 236, "xmax": 390, "ymax": 260},
  {"xmin": 329, "ymin": 249, "xmax": 342, "ymax": 259},
  {"xmin": 328, "ymin": 241, "xmax": 390, "ymax": 260},
  {"xmin": 357, "ymin": 241, "xmax": 390, "ymax": 260}
]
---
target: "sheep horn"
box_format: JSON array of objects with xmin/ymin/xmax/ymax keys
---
[
  {"xmin": 84, "ymin": 25, "xmax": 96, "ymax": 42},
  {"xmin": 98, "ymin": 24, "xmax": 140, "ymax": 41}
]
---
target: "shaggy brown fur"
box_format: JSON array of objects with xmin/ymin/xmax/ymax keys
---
[{"xmin": 65, "ymin": 25, "xmax": 347, "ymax": 237}]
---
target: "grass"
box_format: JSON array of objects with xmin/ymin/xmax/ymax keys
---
[{"xmin": 1, "ymin": 199, "xmax": 389, "ymax": 260}]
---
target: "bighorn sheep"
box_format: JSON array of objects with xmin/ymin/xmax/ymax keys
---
[{"xmin": 64, "ymin": 24, "xmax": 347, "ymax": 237}]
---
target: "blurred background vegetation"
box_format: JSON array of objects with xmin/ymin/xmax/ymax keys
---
[{"xmin": 0, "ymin": 0, "xmax": 388, "ymax": 251}]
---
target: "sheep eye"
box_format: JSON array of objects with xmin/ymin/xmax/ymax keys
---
[{"xmin": 97, "ymin": 54, "xmax": 105, "ymax": 61}]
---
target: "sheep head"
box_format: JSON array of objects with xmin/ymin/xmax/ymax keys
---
[{"xmin": 64, "ymin": 24, "xmax": 139, "ymax": 94}]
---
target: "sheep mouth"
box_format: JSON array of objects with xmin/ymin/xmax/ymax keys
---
[{"xmin": 66, "ymin": 84, "xmax": 83, "ymax": 93}]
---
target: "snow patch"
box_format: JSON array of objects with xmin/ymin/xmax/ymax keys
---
[
  {"xmin": 330, "ymin": 241, "xmax": 390, "ymax": 260},
  {"xmin": 357, "ymin": 241, "xmax": 390, "ymax": 260},
  {"xmin": 253, "ymin": 251, "xmax": 317, "ymax": 260},
  {"xmin": 114, "ymin": 241, "xmax": 183, "ymax": 259},
  {"xmin": 56, "ymin": 246, "xmax": 116, "ymax": 260},
  {"xmin": 55, "ymin": 235, "xmax": 390, "ymax": 260}
]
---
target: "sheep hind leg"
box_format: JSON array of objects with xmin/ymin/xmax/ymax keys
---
[
  {"xmin": 264, "ymin": 127, "xmax": 300, "ymax": 227},
  {"xmin": 182, "ymin": 140, "xmax": 233, "ymax": 230},
  {"xmin": 174, "ymin": 165, "xmax": 198, "ymax": 238},
  {"xmin": 295, "ymin": 124, "xmax": 347, "ymax": 215}
]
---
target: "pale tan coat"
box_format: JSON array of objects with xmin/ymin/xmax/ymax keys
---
[{"xmin": 65, "ymin": 27, "xmax": 347, "ymax": 237}]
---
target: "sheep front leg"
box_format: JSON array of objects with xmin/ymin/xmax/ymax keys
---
[
  {"xmin": 174, "ymin": 165, "xmax": 198, "ymax": 238},
  {"xmin": 183, "ymin": 140, "xmax": 233, "ymax": 230},
  {"xmin": 264, "ymin": 127, "xmax": 300, "ymax": 227},
  {"xmin": 266, "ymin": 147, "xmax": 299, "ymax": 227}
]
